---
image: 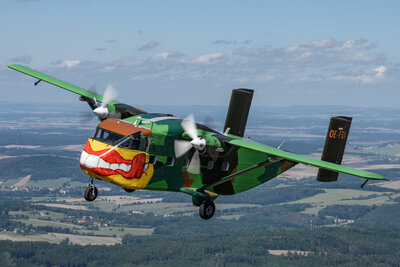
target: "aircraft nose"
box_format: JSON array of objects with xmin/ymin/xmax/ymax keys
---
[
  {"xmin": 80, "ymin": 150, "xmax": 90, "ymax": 165},
  {"xmin": 80, "ymin": 150, "xmax": 101, "ymax": 168}
]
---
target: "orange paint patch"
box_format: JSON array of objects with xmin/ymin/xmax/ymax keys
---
[
  {"xmin": 280, "ymin": 160, "xmax": 291, "ymax": 173},
  {"xmin": 182, "ymin": 171, "xmax": 194, "ymax": 188}
]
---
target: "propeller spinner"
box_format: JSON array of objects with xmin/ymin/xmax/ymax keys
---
[
  {"xmin": 93, "ymin": 84, "xmax": 118, "ymax": 120},
  {"xmin": 174, "ymin": 114, "xmax": 206, "ymax": 174}
]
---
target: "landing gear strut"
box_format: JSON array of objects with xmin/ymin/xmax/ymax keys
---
[
  {"xmin": 84, "ymin": 178, "xmax": 98, "ymax": 202},
  {"xmin": 199, "ymin": 200, "xmax": 215, "ymax": 220}
]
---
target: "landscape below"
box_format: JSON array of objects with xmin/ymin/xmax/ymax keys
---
[{"xmin": 1, "ymin": 102, "xmax": 400, "ymax": 265}]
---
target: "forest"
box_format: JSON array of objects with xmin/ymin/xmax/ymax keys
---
[{"xmin": 1, "ymin": 227, "xmax": 399, "ymax": 266}]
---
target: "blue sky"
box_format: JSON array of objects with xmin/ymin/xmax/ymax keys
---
[{"xmin": 1, "ymin": 0, "xmax": 400, "ymax": 107}]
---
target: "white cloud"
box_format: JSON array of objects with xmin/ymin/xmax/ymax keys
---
[
  {"xmin": 192, "ymin": 52, "xmax": 225, "ymax": 64},
  {"xmin": 57, "ymin": 60, "xmax": 80, "ymax": 68},
  {"xmin": 285, "ymin": 38, "xmax": 376, "ymax": 53},
  {"xmin": 334, "ymin": 65, "xmax": 387, "ymax": 84}
]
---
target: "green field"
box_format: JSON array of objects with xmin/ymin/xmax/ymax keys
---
[{"xmin": 287, "ymin": 189, "xmax": 399, "ymax": 214}]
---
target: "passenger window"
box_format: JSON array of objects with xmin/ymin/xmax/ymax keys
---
[
  {"xmin": 221, "ymin": 162, "xmax": 230, "ymax": 171},
  {"xmin": 207, "ymin": 161, "xmax": 214, "ymax": 170},
  {"xmin": 130, "ymin": 139, "xmax": 141, "ymax": 150},
  {"xmin": 166, "ymin": 157, "xmax": 174, "ymax": 166}
]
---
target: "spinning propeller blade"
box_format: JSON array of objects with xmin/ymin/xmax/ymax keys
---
[
  {"xmin": 93, "ymin": 84, "xmax": 119, "ymax": 120},
  {"xmin": 174, "ymin": 140, "xmax": 192, "ymax": 158},
  {"xmin": 181, "ymin": 114, "xmax": 198, "ymax": 140},
  {"xmin": 174, "ymin": 114, "xmax": 206, "ymax": 174},
  {"xmin": 187, "ymin": 150, "xmax": 200, "ymax": 174},
  {"xmin": 101, "ymin": 84, "xmax": 118, "ymax": 107}
]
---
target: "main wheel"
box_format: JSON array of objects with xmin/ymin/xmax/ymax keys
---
[
  {"xmin": 199, "ymin": 200, "xmax": 215, "ymax": 220},
  {"xmin": 84, "ymin": 185, "xmax": 98, "ymax": 202},
  {"xmin": 124, "ymin": 188, "xmax": 136, "ymax": 193}
]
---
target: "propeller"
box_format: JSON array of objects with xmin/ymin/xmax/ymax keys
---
[
  {"xmin": 93, "ymin": 84, "xmax": 118, "ymax": 120},
  {"xmin": 174, "ymin": 114, "xmax": 206, "ymax": 174}
]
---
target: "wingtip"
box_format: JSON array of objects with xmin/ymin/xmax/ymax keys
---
[{"xmin": 8, "ymin": 64, "xmax": 23, "ymax": 70}]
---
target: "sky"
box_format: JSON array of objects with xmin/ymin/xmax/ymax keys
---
[{"xmin": 1, "ymin": 0, "xmax": 400, "ymax": 108}]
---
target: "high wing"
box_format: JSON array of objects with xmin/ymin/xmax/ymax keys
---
[
  {"xmin": 8, "ymin": 64, "xmax": 120, "ymax": 106},
  {"xmin": 228, "ymin": 137, "xmax": 388, "ymax": 181}
]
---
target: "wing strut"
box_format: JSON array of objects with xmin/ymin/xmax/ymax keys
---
[{"xmin": 361, "ymin": 179, "xmax": 369, "ymax": 189}]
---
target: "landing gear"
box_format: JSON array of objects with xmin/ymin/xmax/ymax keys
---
[
  {"xmin": 199, "ymin": 200, "xmax": 215, "ymax": 220},
  {"xmin": 124, "ymin": 188, "xmax": 136, "ymax": 193},
  {"xmin": 84, "ymin": 179, "xmax": 98, "ymax": 202}
]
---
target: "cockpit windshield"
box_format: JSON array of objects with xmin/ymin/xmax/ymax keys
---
[{"xmin": 92, "ymin": 128, "xmax": 141, "ymax": 150}]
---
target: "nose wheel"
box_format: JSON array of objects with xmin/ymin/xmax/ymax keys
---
[
  {"xmin": 124, "ymin": 188, "xmax": 136, "ymax": 193},
  {"xmin": 84, "ymin": 179, "xmax": 98, "ymax": 202},
  {"xmin": 199, "ymin": 200, "xmax": 215, "ymax": 220}
]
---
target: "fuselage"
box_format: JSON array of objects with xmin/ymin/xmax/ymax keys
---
[{"xmin": 79, "ymin": 113, "xmax": 297, "ymax": 196}]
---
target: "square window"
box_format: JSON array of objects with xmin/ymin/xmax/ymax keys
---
[
  {"xmin": 166, "ymin": 157, "xmax": 174, "ymax": 166},
  {"xmin": 221, "ymin": 162, "xmax": 230, "ymax": 171}
]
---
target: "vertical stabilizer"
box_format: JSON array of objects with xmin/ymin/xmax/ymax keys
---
[
  {"xmin": 317, "ymin": 116, "xmax": 352, "ymax": 182},
  {"xmin": 223, "ymin": 89, "xmax": 254, "ymax": 137}
]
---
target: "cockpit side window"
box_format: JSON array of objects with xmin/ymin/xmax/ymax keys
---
[{"xmin": 93, "ymin": 128, "xmax": 142, "ymax": 150}]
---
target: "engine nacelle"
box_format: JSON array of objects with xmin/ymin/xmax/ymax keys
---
[{"xmin": 317, "ymin": 116, "xmax": 352, "ymax": 182}]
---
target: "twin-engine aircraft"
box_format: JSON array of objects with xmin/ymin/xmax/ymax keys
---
[{"xmin": 9, "ymin": 64, "xmax": 388, "ymax": 220}]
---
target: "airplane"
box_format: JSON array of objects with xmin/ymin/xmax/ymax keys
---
[{"xmin": 8, "ymin": 64, "xmax": 389, "ymax": 220}]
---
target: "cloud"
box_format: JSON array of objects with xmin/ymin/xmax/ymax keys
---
[
  {"xmin": 191, "ymin": 52, "xmax": 225, "ymax": 64},
  {"xmin": 230, "ymin": 38, "xmax": 387, "ymax": 84},
  {"xmin": 10, "ymin": 55, "xmax": 32, "ymax": 64},
  {"xmin": 138, "ymin": 41, "xmax": 161, "ymax": 51},
  {"xmin": 51, "ymin": 59, "xmax": 81, "ymax": 68},
  {"xmin": 334, "ymin": 65, "xmax": 387, "ymax": 84},
  {"xmin": 285, "ymin": 38, "xmax": 376, "ymax": 53},
  {"xmin": 105, "ymin": 39, "xmax": 116, "ymax": 43},
  {"xmin": 214, "ymin": 40, "xmax": 237, "ymax": 45},
  {"xmin": 214, "ymin": 40, "xmax": 252, "ymax": 45}
]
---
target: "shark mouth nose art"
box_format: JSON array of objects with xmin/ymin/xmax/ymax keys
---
[{"xmin": 80, "ymin": 141, "xmax": 149, "ymax": 179}]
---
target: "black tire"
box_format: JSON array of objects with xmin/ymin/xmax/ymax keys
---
[
  {"xmin": 84, "ymin": 185, "xmax": 98, "ymax": 202},
  {"xmin": 199, "ymin": 200, "xmax": 215, "ymax": 220},
  {"xmin": 124, "ymin": 188, "xmax": 136, "ymax": 193}
]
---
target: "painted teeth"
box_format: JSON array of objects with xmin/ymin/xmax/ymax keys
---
[
  {"xmin": 120, "ymin": 164, "xmax": 129, "ymax": 172},
  {"xmin": 85, "ymin": 155, "xmax": 100, "ymax": 168},
  {"xmin": 80, "ymin": 151, "xmax": 134, "ymax": 173},
  {"xmin": 80, "ymin": 151, "xmax": 90, "ymax": 165},
  {"xmin": 110, "ymin": 163, "xmax": 118, "ymax": 170},
  {"xmin": 144, "ymin": 163, "xmax": 149, "ymax": 171},
  {"xmin": 98, "ymin": 158, "xmax": 109, "ymax": 169}
]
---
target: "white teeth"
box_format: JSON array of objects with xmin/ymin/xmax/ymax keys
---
[
  {"xmin": 79, "ymin": 151, "xmax": 145, "ymax": 174},
  {"xmin": 85, "ymin": 155, "xmax": 100, "ymax": 168},
  {"xmin": 98, "ymin": 158, "xmax": 110, "ymax": 169},
  {"xmin": 80, "ymin": 151, "xmax": 90, "ymax": 165},
  {"xmin": 119, "ymin": 163, "xmax": 129, "ymax": 172}
]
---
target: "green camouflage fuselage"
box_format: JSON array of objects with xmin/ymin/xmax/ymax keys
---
[{"xmin": 119, "ymin": 113, "xmax": 296, "ymax": 195}]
